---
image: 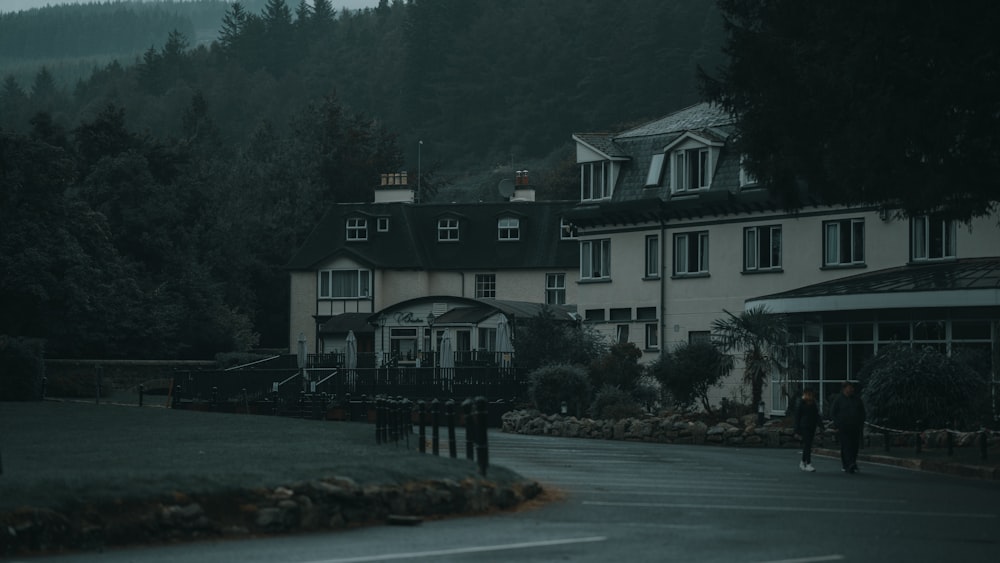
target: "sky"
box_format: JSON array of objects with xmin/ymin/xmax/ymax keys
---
[{"xmin": 1, "ymin": 0, "xmax": 378, "ymax": 14}]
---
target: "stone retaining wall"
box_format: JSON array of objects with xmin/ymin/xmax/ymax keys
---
[{"xmin": 2, "ymin": 476, "xmax": 541, "ymax": 556}]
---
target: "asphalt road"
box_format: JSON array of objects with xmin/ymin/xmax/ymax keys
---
[{"xmin": 21, "ymin": 431, "xmax": 1000, "ymax": 563}]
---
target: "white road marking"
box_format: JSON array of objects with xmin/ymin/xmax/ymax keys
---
[
  {"xmin": 568, "ymin": 489, "xmax": 907, "ymax": 503},
  {"xmin": 302, "ymin": 536, "xmax": 608, "ymax": 562},
  {"xmin": 584, "ymin": 500, "xmax": 996, "ymax": 518},
  {"xmin": 756, "ymin": 556, "xmax": 845, "ymax": 563}
]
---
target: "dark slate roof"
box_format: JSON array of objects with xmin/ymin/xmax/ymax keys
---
[
  {"xmin": 750, "ymin": 258, "xmax": 1000, "ymax": 302},
  {"xmin": 286, "ymin": 200, "xmax": 579, "ymax": 271},
  {"xmin": 616, "ymin": 103, "xmax": 732, "ymax": 139}
]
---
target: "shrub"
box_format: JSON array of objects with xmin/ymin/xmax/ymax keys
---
[
  {"xmin": 588, "ymin": 341, "xmax": 643, "ymax": 393},
  {"xmin": 514, "ymin": 308, "xmax": 608, "ymax": 370},
  {"xmin": 590, "ymin": 385, "xmax": 645, "ymax": 420},
  {"xmin": 859, "ymin": 344, "xmax": 989, "ymax": 430},
  {"xmin": 528, "ymin": 364, "xmax": 591, "ymax": 416},
  {"xmin": 649, "ymin": 341, "xmax": 733, "ymax": 414},
  {"xmin": 0, "ymin": 336, "xmax": 46, "ymax": 401}
]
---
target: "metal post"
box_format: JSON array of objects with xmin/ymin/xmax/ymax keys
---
[
  {"xmin": 242, "ymin": 388, "xmax": 249, "ymax": 415},
  {"xmin": 474, "ymin": 396, "xmax": 489, "ymax": 476},
  {"xmin": 95, "ymin": 365, "xmax": 103, "ymax": 405},
  {"xmin": 403, "ymin": 398, "xmax": 413, "ymax": 448},
  {"xmin": 375, "ymin": 397, "xmax": 383, "ymax": 445},
  {"xmin": 138, "ymin": 383, "xmax": 144, "ymax": 407},
  {"xmin": 915, "ymin": 420, "xmax": 922, "ymax": 455},
  {"xmin": 212, "ymin": 386, "xmax": 220, "ymax": 411},
  {"xmin": 173, "ymin": 384, "xmax": 182, "ymax": 409},
  {"xmin": 389, "ymin": 397, "xmax": 398, "ymax": 445},
  {"xmin": 418, "ymin": 400, "xmax": 427, "ymax": 453},
  {"xmin": 41, "ymin": 376, "xmax": 47, "ymax": 400},
  {"xmin": 463, "ymin": 398, "xmax": 475, "ymax": 460},
  {"xmin": 980, "ymin": 428, "xmax": 988, "ymax": 461},
  {"xmin": 272, "ymin": 389, "xmax": 280, "ymax": 415},
  {"xmin": 946, "ymin": 425, "xmax": 954, "ymax": 457},
  {"xmin": 431, "ymin": 398, "xmax": 441, "ymax": 456},
  {"xmin": 883, "ymin": 428, "xmax": 890, "ymax": 452},
  {"xmin": 446, "ymin": 399, "xmax": 457, "ymax": 458}
]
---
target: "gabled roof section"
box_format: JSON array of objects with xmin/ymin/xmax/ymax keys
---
[
  {"xmin": 572, "ymin": 133, "xmax": 630, "ymax": 160},
  {"xmin": 286, "ymin": 201, "xmax": 579, "ymax": 271}
]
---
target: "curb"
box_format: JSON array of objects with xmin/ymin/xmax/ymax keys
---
[{"xmin": 813, "ymin": 448, "xmax": 999, "ymax": 481}]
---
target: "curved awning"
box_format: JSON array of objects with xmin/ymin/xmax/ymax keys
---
[{"xmin": 746, "ymin": 258, "xmax": 1000, "ymax": 314}]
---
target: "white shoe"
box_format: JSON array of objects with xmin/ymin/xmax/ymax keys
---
[{"xmin": 800, "ymin": 462, "xmax": 815, "ymax": 472}]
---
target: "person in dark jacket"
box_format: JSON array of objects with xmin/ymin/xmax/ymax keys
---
[
  {"xmin": 794, "ymin": 388, "xmax": 822, "ymax": 472},
  {"xmin": 830, "ymin": 380, "xmax": 866, "ymax": 473}
]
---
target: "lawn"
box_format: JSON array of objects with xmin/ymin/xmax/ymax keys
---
[{"xmin": 0, "ymin": 401, "xmax": 523, "ymax": 512}]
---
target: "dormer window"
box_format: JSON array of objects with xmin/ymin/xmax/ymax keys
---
[
  {"xmin": 498, "ymin": 217, "xmax": 520, "ymax": 241},
  {"xmin": 377, "ymin": 217, "xmax": 389, "ymax": 232},
  {"xmin": 438, "ymin": 218, "xmax": 459, "ymax": 241},
  {"xmin": 581, "ymin": 161, "xmax": 611, "ymax": 201},
  {"xmin": 739, "ymin": 156, "xmax": 759, "ymax": 188},
  {"xmin": 672, "ymin": 148, "xmax": 711, "ymax": 192},
  {"xmin": 645, "ymin": 153, "xmax": 666, "ymax": 187},
  {"xmin": 346, "ymin": 217, "xmax": 368, "ymax": 241},
  {"xmin": 560, "ymin": 218, "xmax": 578, "ymax": 240}
]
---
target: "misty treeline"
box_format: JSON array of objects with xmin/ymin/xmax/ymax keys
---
[{"xmin": 0, "ymin": 0, "xmax": 724, "ymax": 359}]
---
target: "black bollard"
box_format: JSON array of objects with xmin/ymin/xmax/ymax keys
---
[
  {"xmin": 418, "ymin": 400, "xmax": 427, "ymax": 454},
  {"xmin": 388, "ymin": 397, "xmax": 398, "ymax": 445},
  {"xmin": 403, "ymin": 399, "xmax": 413, "ymax": 448},
  {"xmin": 980, "ymin": 428, "xmax": 988, "ymax": 461},
  {"xmin": 463, "ymin": 398, "xmax": 475, "ymax": 460},
  {"xmin": 345, "ymin": 393, "xmax": 352, "ymax": 421},
  {"xmin": 138, "ymin": 383, "xmax": 144, "ymax": 407},
  {"xmin": 915, "ymin": 421, "xmax": 922, "ymax": 455},
  {"xmin": 474, "ymin": 396, "xmax": 489, "ymax": 476},
  {"xmin": 95, "ymin": 365, "xmax": 103, "ymax": 405},
  {"xmin": 947, "ymin": 427, "xmax": 955, "ymax": 457},
  {"xmin": 431, "ymin": 398, "xmax": 441, "ymax": 456},
  {"xmin": 272, "ymin": 389, "xmax": 280, "ymax": 415},
  {"xmin": 173, "ymin": 384, "xmax": 182, "ymax": 409},
  {"xmin": 212, "ymin": 386, "xmax": 220, "ymax": 411},
  {"xmin": 242, "ymin": 388, "xmax": 249, "ymax": 415},
  {"xmin": 375, "ymin": 397, "xmax": 384, "ymax": 445},
  {"xmin": 41, "ymin": 376, "xmax": 47, "ymax": 400},
  {"xmin": 446, "ymin": 399, "xmax": 457, "ymax": 458},
  {"xmin": 883, "ymin": 428, "xmax": 890, "ymax": 452}
]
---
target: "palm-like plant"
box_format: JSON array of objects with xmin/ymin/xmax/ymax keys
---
[{"xmin": 711, "ymin": 306, "xmax": 791, "ymax": 411}]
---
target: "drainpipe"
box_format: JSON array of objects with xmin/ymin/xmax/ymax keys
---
[{"xmin": 659, "ymin": 215, "xmax": 667, "ymax": 356}]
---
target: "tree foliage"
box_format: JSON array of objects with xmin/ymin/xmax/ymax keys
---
[
  {"xmin": 702, "ymin": 0, "xmax": 1000, "ymax": 221},
  {"xmin": 858, "ymin": 345, "xmax": 990, "ymax": 430},
  {"xmin": 513, "ymin": 308, "xmax": 607, "ymax": 371},
  {"xmin": 588, "ymin": 341, "xmax": 643, "ymax": 393},
  {"xmin": 527, "ymin": 364, "xmax": 591, "ymax": 417},
  {"xmin": 651, "ymin": 341, "xmax": 733, "ymax": 413}
]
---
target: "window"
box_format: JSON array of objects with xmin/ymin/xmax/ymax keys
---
[
  {"xmin": 645, "ymin": 323, "xmax": 659, "ymax": 349},
  {"xmin": 580, "ymin": 239, "xmax": 611, "ymax": 279},
  {"xmin": 498, "ymin": 217, "xmax": 520, "ymax": 241},
  {"xmin": 673, "ymin": 231, "xmax": 709, "ymax": 275},
  {"xmin": 645, "ymin": 153, "xmax": 665, "ymax": 186},
  {"xmin": 744, "ymin": 225, "xmax": 782, "ymax": 272},
  {"xmin": 581, "ymin": 161, "xmax": 611, "ymax": 200},
  {"xmin": 616, "ymin": 325, "xmax": 630, "ymax": 344},
  {"xmin": 475, "ymin": 274, "xmax": 496, "ymax": 298},
  {"xmin": 346, "ymin": 217, "xmax": 367, "ymax": 241},
  {"xmin": 318, "ymin": 269, "xmax": 371, "ymax": 299},
  {"xmin": 689, "ymin": 330, "xmax": 711, "ymax": 345},
  {"xmin": 560, "ymin": 218, "xmax": 578, "ymax": 239},
  {"xmin": 585, "ymin": 309, "xmax": 605, "ymax": 322},
  {"xmin": 911, "ymin": 216, "xmax": 956, "ymax": 261},
  {"xmin": 390, "ymin": 327, "xmax": 418, "ymax": 362},
  {"xmin": 672, "ymin": 148, "xmax": 711, "ymax": 192},
  {"xmin": 478, "ymin": 328, "xmax": 497, "ymax": 352},
  {"xmin": 438, "ymin": 218, "xmax": 459, "ymax": 241},
  {"xmin": 377, "ymin": 217, "xmax": 389, "ymax": 232},
  {"xmin": 823, "ymin": 219, "xmax": 865, "ymax": 266},
  {"xmin": 739, "ymin": 156, "xmax": 758, "ymax": 187},
  {"xmin": 610, "ymin": 308, "xmax": 631, "ymax": 321},
  {"xmin": 645, "ymin": 235, "xmax": 660, "ymax": 278},
  {"xmin": 636, "ymin": 307, "xmax": 657, "ymax": 321},
  {"xmin": 545, "ymin": 273, "xmax": 566, "ymax": 305}
]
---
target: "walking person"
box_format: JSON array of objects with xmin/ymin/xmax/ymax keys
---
[
  {"xmin": 794, "ymin": 388, "xmax": 823, "ymax": 472},
  {"xmin": 830, "ymin": 380, "xmax": 866, "ymax": 473}
]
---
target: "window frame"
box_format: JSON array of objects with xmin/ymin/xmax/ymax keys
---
[
  {"xmin": 437, "ymin": 218, "xmax": 460, "ymax": 242},
  {"xmin": 645, "ymin": 234, "xmax": 660, "ymax": 278},
  {"xmin": 580, "ymin": 239, "xmax": 612, "ymax": 280},
  {"xmin": 672, "ymin": 147, "xmax": 711, "ymax": 193},
  {"xmin": 910, "ymin": 215, "xmax": 956, "ymax": 262},
  {"xmin": 743, "ymin": 225, "xmax": 782, "ymax": 272},
  {"xmin": 823, "ymin": 218, "xmax": 866, "ymax": 267},
  {"xmin": 346, "ymin": 217, "xmax": 368, "ymax": 241},
  {"xmin": 376, "ymin": 217, "xmax": 389, "ymax": 232},
  {"xmin": 673, "ymin": 231, "xmax": 709, "ymax": 276},
  {"xmin": 581, "ymin": 161, "xmax": 611, "ymax": 201},
  {"xmin": 475, "ymin": 273, "xmax": 496, "ymax": 298},
  {"xmin": 545, "ymin": 273, "xmax": 566, "ymax": 305},
  {"xmin": 645, "ymin": 323, "xmax": 659, "ymax": 349},
  {"xmin": 498, "ymin": 217, "xmax": 520, "ymax": 241},
  {"xmin": 317, "ymin": 269, "xmax": 372, "ymax": 300},
  {"xmin": 560, "ymin": 218, "xmax": 578, "ymax": 240}
]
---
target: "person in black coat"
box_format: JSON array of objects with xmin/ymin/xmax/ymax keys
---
[
  {"xmin": 794, "ymin": 388, "xmax": 822, "ymax": 472},
  {"xmin": 830, "ymin": 380, "xmax": 866, "ymax": 473}
]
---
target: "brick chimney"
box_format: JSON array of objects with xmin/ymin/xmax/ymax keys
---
[{"xmin": 512, "ymin": 169, "xmax": 535, "ymax": 201}]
